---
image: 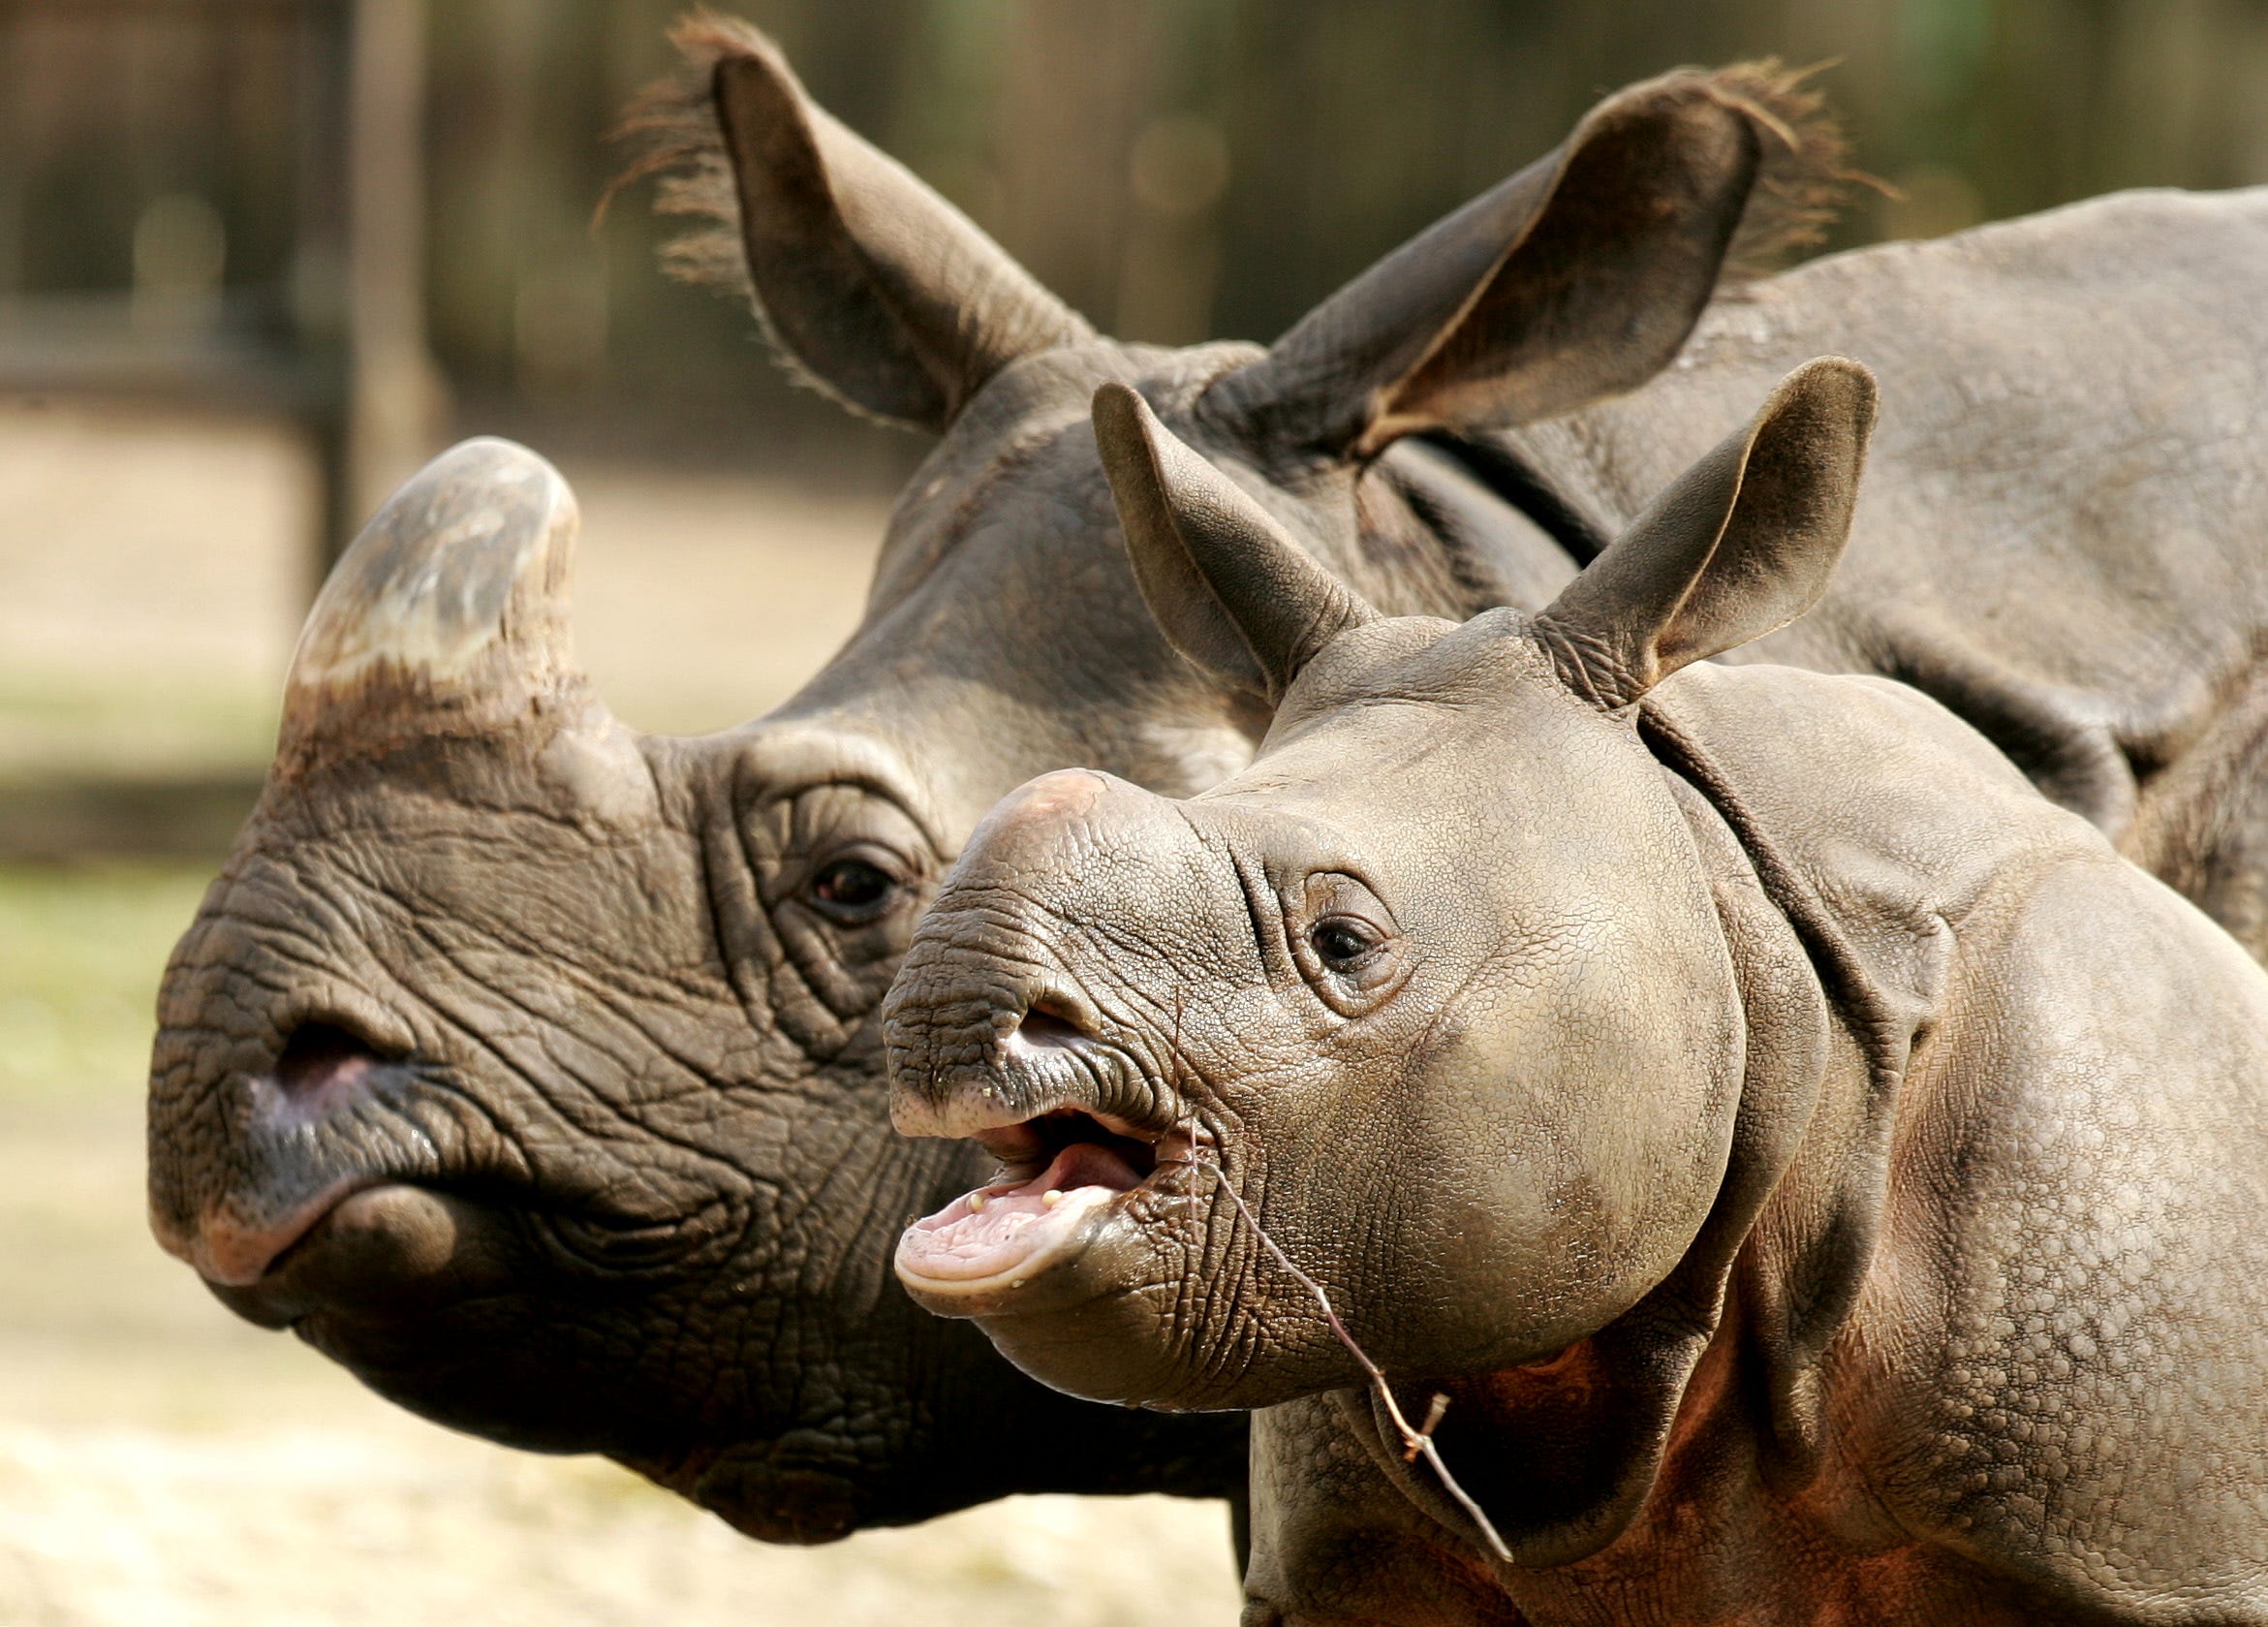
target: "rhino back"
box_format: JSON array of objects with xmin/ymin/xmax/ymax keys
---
[
  {"xmin": 1645, "ymin": 661, "xmax": 2090, "ymax": 955},
  {"xmin": 1533, "ymin": 190, "xmax": 2268, "ymax": 774}
]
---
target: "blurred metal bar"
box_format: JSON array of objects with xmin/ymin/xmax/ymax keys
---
[
  {"xmin": 0, "ymin": 771, "xmax": 264, "ymax": 862},
  {"xmin": 0, "ymin": 297, "xmax": 317, "ymax": 410},
  {"xmin": 295, "ymin": 0, "xmax": 352, "ymax": 582}
]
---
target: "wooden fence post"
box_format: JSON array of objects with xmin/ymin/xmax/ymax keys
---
[{"xmin": 338, "ymin": 0, "xmax": 445, "ymax": 562}]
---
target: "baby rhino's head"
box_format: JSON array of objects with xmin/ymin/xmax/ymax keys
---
[{"xmin": 885, "ymin": 360, "xmax": 1876, "ymax": 1417}]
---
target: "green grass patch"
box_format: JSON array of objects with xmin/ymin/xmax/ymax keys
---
[
  {"xmin": 0, "ymin": 666, "xmax": 279, "ymax": 778},
  {"xmin": 0, "ymin": 862, "xmax": 214, "ymax": 1104}
]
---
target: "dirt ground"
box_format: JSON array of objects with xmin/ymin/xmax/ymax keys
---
[{"xmin": 0, "ymin": 404, "xmax": 1245, "ymax": 1625}]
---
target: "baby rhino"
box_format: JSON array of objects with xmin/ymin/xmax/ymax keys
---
[{"xmin": 884, "ymin": 358, "xmax": 2268, "ymax": 1624}]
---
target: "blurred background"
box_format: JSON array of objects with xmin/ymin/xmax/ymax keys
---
[{"xmin": 4, "ymin": 0, "xmax": 2265, "ymax": 1620}]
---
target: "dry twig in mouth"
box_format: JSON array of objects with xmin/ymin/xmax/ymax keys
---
[{"xmin": 1160, "ymin": 1153, "xmax": 1515, "ymax": 1564}]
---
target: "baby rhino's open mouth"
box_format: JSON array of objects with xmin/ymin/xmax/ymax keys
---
[{"xmin": 895, "ymin": 1108, "xmax": 1195, "ymax": 1297}]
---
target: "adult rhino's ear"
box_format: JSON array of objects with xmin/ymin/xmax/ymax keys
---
[
  {"xmin": 1535, "ymin": 357, "xmax": 1877, "ymax": 709},
  {"xmin": 627, "ymin": 17, "xmax": 1092, "ymax": 432},
  {"xmin": 1094, "ymin": 383, "xmax": 1378, "ymax": 704},
  {"xmin": 1208, "ymin": 64, "xmax": 1844, "ymax": 459}
]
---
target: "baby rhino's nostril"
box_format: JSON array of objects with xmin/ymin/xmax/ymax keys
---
[{"xmin": 1014, "ymin": 1004, "xmax": 1090, "ymax": 1049}]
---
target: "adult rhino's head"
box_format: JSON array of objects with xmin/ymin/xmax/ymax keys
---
[
  {"xmin": 624, "ymin": 16, "xmax": 1849, "ymax": 631},
  {"xmin": 886, "ymin": 360, "xmax": 1876, "ymax": 1449},
  {"xmin": 146, "ymin": 438, "xmax": 1246, "ymax": 1541}
]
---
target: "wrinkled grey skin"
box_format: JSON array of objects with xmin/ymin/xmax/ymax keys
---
[
  {"xmin": 150, "ymin": 16, "xmax": 2268, "ymax": 1547},
  {"xmin": 887, "ymin": 364, "xmax": 2268, "ymax": 1623}
]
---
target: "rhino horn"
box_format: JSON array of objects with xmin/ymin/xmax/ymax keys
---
[{"xmin": 280, "ymin": 438, "xmax": 589, "ymax": 765}]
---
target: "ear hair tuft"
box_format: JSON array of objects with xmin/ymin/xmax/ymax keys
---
[
  {"xmin": 605, "ymin": 15, "xmax": 845, "ymax": 411},
  {"xmin": 606, "ymin": 12, "xmax": 1090, "ymax": 432},
  {"xmin": 1695, "ymin": 59, "xmax": 1868, "ymax": 284}
]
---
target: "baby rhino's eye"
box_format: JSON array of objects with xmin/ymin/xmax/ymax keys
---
[
  {"xmin": 1291, "ymin": 871, "xmax": 1404, "ymax": 1014},
  {"xmin": 1310, "ymin": 919, "xmax": 1379, "ymax": 970}
]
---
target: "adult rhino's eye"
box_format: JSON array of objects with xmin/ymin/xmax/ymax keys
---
[
  {"xmin": 1310, "ymin": 919, "xmax": 1380, "ymax": 970},
  {"xmin": 809, "ymin": 858, "xmax": 898, "ymax": 923}
]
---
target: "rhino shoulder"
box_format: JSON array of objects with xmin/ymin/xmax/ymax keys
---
[{"xmin": 1639, "ymin": 663, "xmax": 2101, "ymax": 1005}]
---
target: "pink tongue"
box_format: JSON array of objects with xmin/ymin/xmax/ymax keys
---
[
  {"xmin": 1023, "ymin": 1140, "xmax": 1142, "ymax": 1194},
  {"xmin": 895, "ymin": 1141, "xmax": 1142, "ymax": 1285}
]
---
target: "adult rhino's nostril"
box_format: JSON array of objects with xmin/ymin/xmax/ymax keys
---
[
  {"xmin": 263, "ymin": 1019, "xmax": 395, "ymax": 1125},
  {"xmin": 275, "ymin": 1020, "xmax": 378, "ymax": 1091}
]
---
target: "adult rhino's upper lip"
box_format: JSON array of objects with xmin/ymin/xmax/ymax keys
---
[
  {"xmin": 154, "ymin": 1016, "xmax": 735, "ymax": 1334},
  {"xmin": 149, "ymin": 1021, "xmax": 538, "ymax": 1328},
  {"xmin": 154, "ymin": 1173, "xmax": 384, "ymax": 1287}
]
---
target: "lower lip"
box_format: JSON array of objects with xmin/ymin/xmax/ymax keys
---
[
  {"xmin": 893, "ymin": 1181, "xmax": 1121, "ymax": 1293},
  {"xmin": 893, "ymin": 1136, "xmax": 1196, "ymax": 1299},
  {"xmin": 296, "ymin": 1183, "xmax": 471, "ymax": 1277},
  {"xmin": 189, "ymin": 1180, "xmax": 471, "ymax": 1288}
]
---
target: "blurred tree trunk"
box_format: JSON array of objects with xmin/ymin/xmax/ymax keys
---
[
  {"xmin": 990, "ymin": 0, "xmax": 1155, "ymax": 329},
  {"xmin": 343, "ymin": 0, "xmax": 447, "ymax": 537}
]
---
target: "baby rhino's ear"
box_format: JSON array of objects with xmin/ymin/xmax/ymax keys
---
[
  {"xmin": 1093, "ymin": 383, "xmax": 1378, "ymax": 704},
  {"xmin": 1535, "ymin": 356, "xmax": 1876, "ymax": 708}
]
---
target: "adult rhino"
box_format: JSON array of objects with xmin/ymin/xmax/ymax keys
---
[
  {"xmin": 887, "ymin": 364, "xmax": 2268, "ymax": 1623},
  {"xmin": 149, "ymin": 16, "xmax": 2268, "ymax": 1544}
]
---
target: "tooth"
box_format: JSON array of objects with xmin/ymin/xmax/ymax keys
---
[
  {"xmin": 1041, "ymin": 1189, "xmax": 1063, "ymax": 1208},
  {"xmin": 968, "ymin": 1194, "xmax": 987, "ymax": 1213}
]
